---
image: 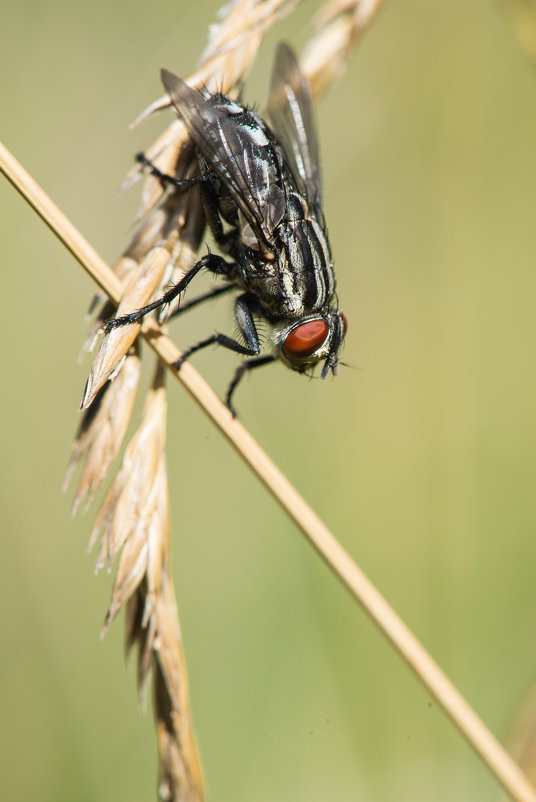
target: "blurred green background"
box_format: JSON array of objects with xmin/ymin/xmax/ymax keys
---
[{"xmin": 2, "ymin": 1, "xmax": 536, "ymax": 800}]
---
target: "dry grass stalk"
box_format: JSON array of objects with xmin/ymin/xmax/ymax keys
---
[
  {"xmin": 506, "ymin": 683, "xmax": 536, "ymax": 798},
  {"xmin": 4, "ymin": 1, "xmax": 536, "ymax": 801}
]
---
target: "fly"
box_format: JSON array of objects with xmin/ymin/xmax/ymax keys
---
[{"xmin": 105, "ymin": 43, "xmax": 347, "ymax": 416}]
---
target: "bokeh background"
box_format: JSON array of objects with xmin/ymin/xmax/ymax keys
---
[{"xmin": 2, "ymin": 1, "xmax": 536, "ymax": 800}]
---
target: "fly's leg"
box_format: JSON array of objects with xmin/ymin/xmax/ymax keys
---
[
  {"xmin": 173, "ymin": 294, "xmax": 262, "ymax": 390},
  {"xmin": 136, "ymin": 152, "xmax": 207, "ymax": 192},
  {"xmin": 168, "ymin": 283, "xmax": 234, "ymax": 320},
  {"xmin": 136, "ymin": 152, "xmax": 234, "ymax": 249},
  {"xmin": 226, "ymin": 355, "xmax": 276, "ymax": 417},
  {"xmin": 104, "ymin": 253, "xmax": 234, "ymax": 332},
  {"xmin": 174, "ymin": 332, "xmax": 258, "ymax": 367}
]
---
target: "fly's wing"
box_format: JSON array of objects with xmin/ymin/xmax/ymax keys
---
[
  {"xmin": 266, "ymin": 43, "xmax": 323, "ymax": 217},
  {"xmin": 161, "ymin": 69, "xmax": 285, "ymax": 253}
]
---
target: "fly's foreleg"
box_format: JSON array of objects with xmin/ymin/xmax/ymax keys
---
[
  {"xmin": 104, "ymin": 254, "xmax": 234, "ymax": 332},
  {"xmin": 225, "ymin": 355, "xmax": 275, "ymax": 417},
  {"xmin": 173, "ymin": 294, "xmax": 262, "ymax": 381}
]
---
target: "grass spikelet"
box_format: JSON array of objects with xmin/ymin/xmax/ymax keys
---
[
  {"xmin": 88, "ymin": 359, "xmax": 203, "ymax": 799},
  {"xmin": 64, "ymin": 345, "xmax": 141, "ymax": 514},
  {"xmin": 302, "ymin": 0, "xmax": 387, "ymax": 97},
  {"xmin": 157, "ymin": 192, "xmax": 205, "ymax": 323},
  {"xmin": 153, "ymin": 593, "xmax": 204, "ymax": 802},
  {"xmin": 92, "ymin": 363, "xmax": 167, "ymax": 583},
  {"xmin": 82, "ymin": 247, "xmax": 170, "ymax": 408}
]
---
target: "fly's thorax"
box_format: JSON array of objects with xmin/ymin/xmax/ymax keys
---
[
  {"xmin": 272, "ymin": 309, "xmax": 347, "ymax": 376},
  {"xmin": 234, "ymin": 210, "xmax": 336, "ymax": 321},
  {"xmin": 274, "ymin": 210, "xmax": 335, "ymax": 315}
]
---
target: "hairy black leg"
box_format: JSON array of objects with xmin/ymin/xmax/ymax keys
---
[
  {"xmin": 136, "ymin": 152, "xmax": 207, "ymax": 192},
  {"xmin": 174, "ymin": 333, "xmax": 260, "ymax": 370},
  {"xmin": 138, "ymin": 152, "xmax": 237, "ymax": 257},
  {"xmin": 168, "ymin": 283, "xmax": 234, "ymax": 320},
  {"xmin": 234, "ymin": 294, "xmax": 262, "ymax": 353},
  {"xmin": 104, "ymin": 253, "xmax": 233, "ymax": 332},
  {"xmin": 226, "ymin": 355, "xmax": 275, "ymax": 417},
  {"xmin": 196, "ymin": 176, "xmax": 240, "ymax": 254},
  {"xmin": 172, "ymin": 293, "xmax": 261, "ymax": 370}
]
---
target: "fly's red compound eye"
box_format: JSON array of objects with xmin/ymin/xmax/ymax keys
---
[{"xmin": 283, "ymin": 319, "xmax": 329, "ymax": 358}]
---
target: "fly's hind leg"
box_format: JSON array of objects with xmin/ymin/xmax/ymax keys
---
[
  {"xmin": 135, "ymin": 152, "xmax": 208, "ymax": 192},
  {"xmin": 137, "ymin": 152, "xmax": 233, "ymax": 252}
]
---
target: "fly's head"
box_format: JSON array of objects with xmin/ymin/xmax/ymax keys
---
[{"xmin": 275, "ymin": 309, "xmax": 347, "ymax": 378}]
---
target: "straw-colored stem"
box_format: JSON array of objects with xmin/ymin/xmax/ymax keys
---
[{"xmin": 2, "ymin": 139, "xmax": 535, "ymax": 802}]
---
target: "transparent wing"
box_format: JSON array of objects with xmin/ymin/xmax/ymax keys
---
[
  {"xmin": 161, "ymin": 69, "xmax": 285, "ymax": 252},
  {"xmin": 266, "ymin": 43, "xmax": 323, "ymax": 216}
]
